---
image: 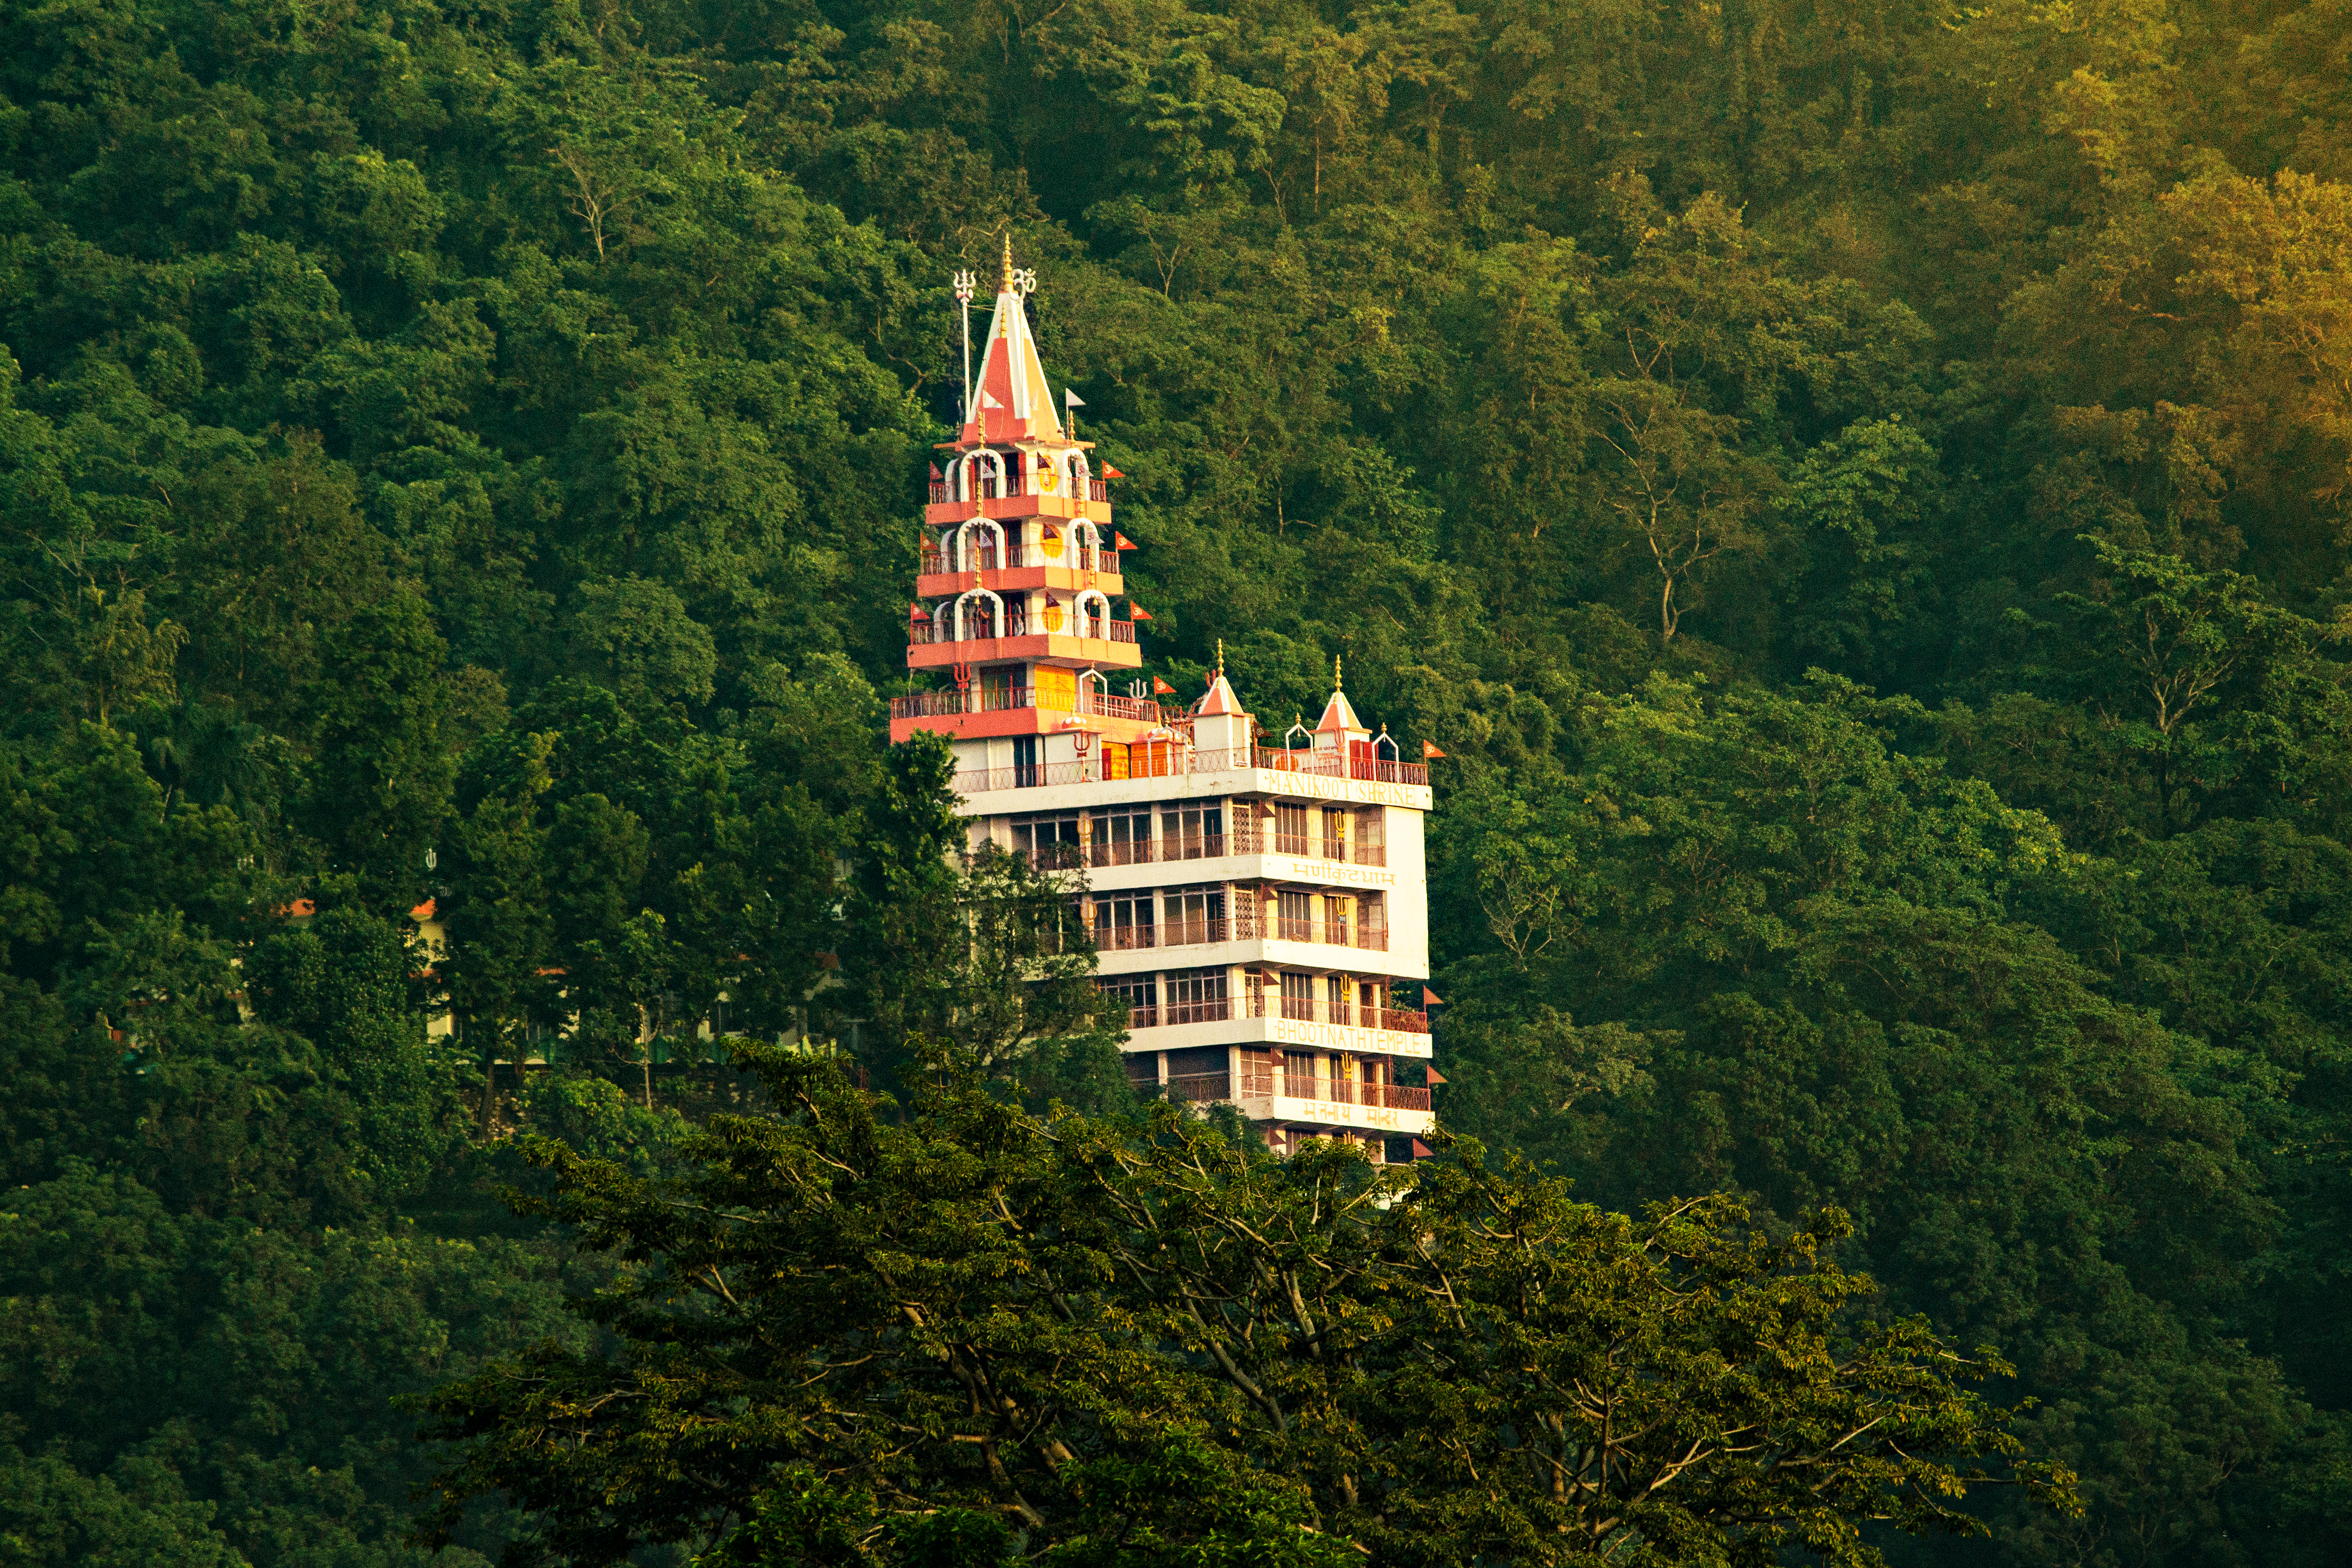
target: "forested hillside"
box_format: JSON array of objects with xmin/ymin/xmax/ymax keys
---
[{"xmin": 2, "ymin": 0, "xmax": 2348, "ymax": 1563}]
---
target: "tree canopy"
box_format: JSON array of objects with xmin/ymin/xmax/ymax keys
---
[{"xmin": 3, "ymin": 0, "xmax": 2351, "ymax": 1564}]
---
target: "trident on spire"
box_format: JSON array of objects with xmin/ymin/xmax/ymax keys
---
[{"xmin": 952, "ymin": 267, "xmax": 977, "ymax": 422}]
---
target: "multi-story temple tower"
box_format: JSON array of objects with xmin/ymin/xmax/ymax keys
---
[{"xmin": 889, "ymin": 246, "xmax": 1436, "ymax": 1157}]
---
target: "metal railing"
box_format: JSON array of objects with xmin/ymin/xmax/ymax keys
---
[
  {"xmin": 919, "ymin": 546, "xmax": 1117, "ymax": 577},
  {"xmin": 1111, "ymin": 997, "xmax": 1230, "ymax": 1031},
  {"xmin": 1270, "ymin": 917, "xmax": 1388, "ymax": 952},
  {"xmin": 1250, "ymin": 994, "xmax": 1428, "ymax": 1034},
  {"xmin": 1153, "ymin": 1069, "xmax": 1428, "ymax": 1111},
  {"xmin": 1114, "ymin": 993, "xmax": 1426, "ymax": 1035},
  {"xmin": 1073, "ymin": 827, "xmax": 1379, "ymax": 865},
  {"xmin": 1183, "ymin": 747, "xmax": 1431, "ymax": 786},
  {"xmin": 909, "ymin": 617, "xmax": 1137, "ymax": 649},
  {"xmin": 1089, "ymin": 910, "xmax": 1383, "ymax": 953},
  {"xmin": 951, "ymin": 748, "xmax": 1426, "ymax": 795},
  {"xmin": 1092, "ymin": 911, "xmax": 1259, "ymax": 952},
  {"xmin": 1279, "ymin": 1078, "xmax": 1431, "ymax": 1110},
  {"xmin": 892, "ymin": 688, "xmax": 1166, "ymax": 723},
  {"xmin": 928, "ymin": 476, "xmax": 1113, "ymax": 505},
  {"xmin": 1086, "ymin": 837, "xmax": 1155, "ymax": 867}
]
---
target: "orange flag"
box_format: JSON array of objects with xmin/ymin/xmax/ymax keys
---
[{"xmin": 1422, "ymin": 740, "xmax": 1447, "ymax": 759}]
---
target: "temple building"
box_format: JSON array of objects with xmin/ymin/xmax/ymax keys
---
[{"xmin": 889, "ymin": 246, "xmax": 1436, "ymax": 1158}]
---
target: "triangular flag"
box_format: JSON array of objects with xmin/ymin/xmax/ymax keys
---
[
  {"xmin": 1421, "ymin": 987, "xmax": 1444, "ymax": 1007},
  {"xmin": 980, "ymin": 389, "xmax": 1003, "ymax": 409},
  {"xmin": 1409, "ymin": 1138, "xmax": 1435, "ymax": 1159},
  {"xmin": 909, "ymin": 604, "xmax": 931, "ymax": 621},
  {"xmin": 1422, "ymin": 740, "xmax": 1447, "ymax": 759},
  {"xmin": 1103, "ymin": 466, "xmax": 1126, "ymax": 479},
  {"xmin": 1065, "ymin": 388, "xmax": 1087, "ymax": 407},
  {"xmin": 1152, "ymin": 677, "xmax": 1177, "ymax": 695},
  {"xmin": 1113, "ymin": 532, "xmax": 1138, "ymax": 550},
  {"xmin": 1129, "ymin": 605, "xmax": 1154, "ymax": 622},
  {"xmin": 929, "ymin": 463, "xmax": 943, "ymax": 480},
  {"xmin": 1425, "ymin": 1068, "xmax": 1448, "ymax": 1085}
]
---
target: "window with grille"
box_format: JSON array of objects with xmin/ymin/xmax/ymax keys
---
[
  {"xmin": 1167, "ymin": 965, "xmax": 1230, "ymax": 1024},
  {"xmin": 1090, "ymin": 806, "xmax": 1152, "ymax": 867},
  {"xmin": 1012, "ymin": 812, "xmax": 1081, "ymax": 867},
  {"xmin": 1282, "ymin": 1049, "xmax": 1316, "ymax": 1095},
  {"xmin": 1321, "ymin": 807, "xmax": 1348, "ymax": 861},
  {"xmin": 1354, "ymin": 807, "xmax": 1386, "ymax": 866},
  {"xmin": 1324, "ymin": 894, "xmax": 1351, "ymax": 946},
  {"xmin": 1274, "ymin": 803, "xmax": 1309, "ymax": 855},
  {"xmin": 1327, "ymin": 974, "xmax": 1351, "ymax": 1025},
  {"xmin": 1165, "ymin": 885, "xmax": 1227, "ymax": 945},
  {"xmin": 1092, "ymin": 891, "xmax": 1156, "ymax": 951},
  {"xmin": 1279, "ymin": 970, "xmax": 1315, "ymax": 1021},
  {"xmin": 1239, "ymin": 1047, "xmax": 1274, "ymax": 1096},
  {"xmin": 1164, "ymin": 1044, "xmax": 1230, "ymax": 1101},
  {"xmin": 1277, "ymin": 890, "xmax": 1313, "ymax": 941},
  {"xmin": 1161, "ymin": 800, "xmax": 1225, "ymax": 859},
  {"xmin": 1097, "ymin": 974, "xmax": 1158, "ymax": 1028}
]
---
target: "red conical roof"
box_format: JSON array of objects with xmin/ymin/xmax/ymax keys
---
[
  {"xmin": 964, "ymin": 240, "xmax": 1063, "ymax": 443},
  {"xmin": 1196, "ymin": 670, "xmax": 1247, "ymax": 716},
  {"xmin": 1314, "ymin": 686, "xmax": 1366, "ymax": 735}
]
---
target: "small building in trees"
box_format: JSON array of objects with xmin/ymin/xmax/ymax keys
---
[{"xmin": 892, "ymin": 245, "xmax": 1436, "ymax": 1158}]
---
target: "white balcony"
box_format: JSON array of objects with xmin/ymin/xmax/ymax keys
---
[{"xmin": 1107, "ymin": 999, "xmax": 1432, "ymax": 1060}]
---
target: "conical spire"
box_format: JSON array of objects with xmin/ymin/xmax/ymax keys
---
[
  {"xmin": 1315, "ymin": 659, "xmax": 1366, "ymax": 736},
  {"xmin": 964, "ymin": 240, "xmax": 1063, "ymax": 442}
]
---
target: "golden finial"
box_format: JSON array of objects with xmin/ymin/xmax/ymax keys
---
[
  {"xmin": 1215, "ymin": 637, "xmax": 1225, "ymax": 673},
  {"xmin": 1000, "ymin": 234, "xmax": 1015, "ymax": 291},
  {"xmin": 1333, "ymin": 653, "xmax": 1343, "ymax": 690}
]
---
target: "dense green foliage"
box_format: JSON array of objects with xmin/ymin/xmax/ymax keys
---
[
  {"xmin": 423, "ymin": 1049, "xmax": 2069, "ymax": 1568},
  {"xmin": 2, "ymin": 0, "xmax": 2350, "ymax": 1563}
]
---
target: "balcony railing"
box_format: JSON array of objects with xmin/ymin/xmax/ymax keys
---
[
  {"xmin": 1271, "ymin": 917, "xmax": 1388, "ymax": 952},
  {"xmin": 1279, "ymin": 1078, "xmax": 1431, "ymax": 1110},
  {"xmin": 1091, "ymin": 908, "xmax": 1384, "ymax": 953},
  {"xmin": 954, "ymin": 750, "xmax": 1428, "ymax": 794},
  {"xmin": 892, "ymin": 688, "xmax": 1166, "ymax": 723},
  {"xmin": 1115, "ymin": 993, "xmax": 1427, "ymax": 1035},
  {"xmin": 1182, "ymin": 747, "xmax": 1431, "ymax": 786},
  {"xmin": 930, "ymin": 476, "xmax": 1113, "ymax": 505},
  {"xmin": 919, "ymin": 545, "xmax": 1117, "ymax": 576},
  {"xmin": 1093, "ymin": 911, "xmax": 1255, "ymax": 952},
  {"xmin": 1153, "ymin": 1069, "xmax": 1428, "ymax": 1112},
  {"xmin": 1249, "ymin": 994, "xmax": 1428, "ymax": 1034},
  {"xmin": 1089, "ymin": 837, "xmax": 1156, "ymax": 867},
  {"xmin": 908, "ymin": 617, "xmax": 1138, "ymax": 648},
  {"xmin": 1158, "ymin": 1070, "xmax": 1231, "ymax": 1102},
  {"xmin": 1066, "ymin": 825, "xmax": 1385, "ymax": 867}
]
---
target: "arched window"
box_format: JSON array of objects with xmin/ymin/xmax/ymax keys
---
[
  {"xmin": 956, "ymin": 449, "xmax": 1006, "ymax": 501},
  {"xmin": 953, "ymin": 588, "xmax": 1005, "ymax": 642},
  {"xmin": 1074, "ymin": 589, "xmax": 1112, "ymax": 639},
  {"xmin": 954, "ymin": 519, "xmax": 1006, "ymax": 572}
]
